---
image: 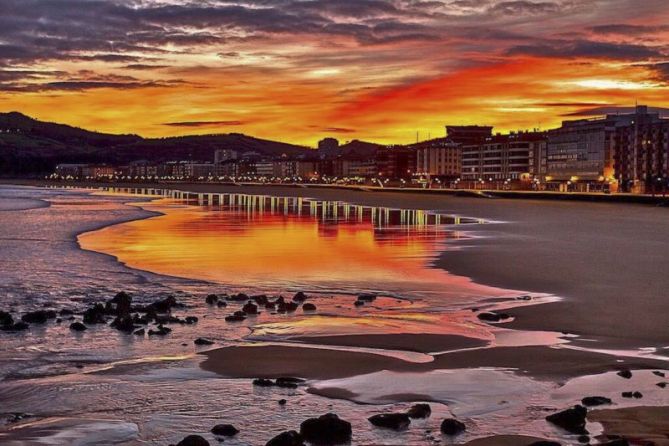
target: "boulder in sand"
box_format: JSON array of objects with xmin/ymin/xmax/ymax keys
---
[
  {"xmin": 368, "ymin": 413, "xmax": 410, "ymax": 430},
  {"xmin": 440, "ymin": 418, "xmax": 466, "ymax": 435},
  {"xmin": 299, "ymin": 413, "xmax": 352, "ymax": 445},
  {"xmin": 545, "ymin": 405, "xmax": 587, "ymax": 434},
  {"xmin": 266, "ymin": 430, "xmax": 305, "ymax": 446},
  {"xmin": 407, "ymin": 403, "xmax": 431, "ymax": 419},
  {"xmin": 581, "ymin": 396, "xmax": 612, "ymax": 407},
  {"xmin": 211, "ymin": 424, "xmax": 238, "ymax": 436},
  {"xmin": 69, "ymin": 322, "xmax": 87, "ymax": 331},
  {"xmin": 176, "ymin": 435, "xmax": 209, "ymax": 446}
]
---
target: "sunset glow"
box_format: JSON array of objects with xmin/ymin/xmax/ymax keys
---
[{"xmin": 1, "ymin": 0, "xmax": 669, "ymax": 145}]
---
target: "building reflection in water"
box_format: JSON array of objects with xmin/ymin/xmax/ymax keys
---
[{"xmin": 82, "ymin": 187, "xmax": 490, "ymax": 303}]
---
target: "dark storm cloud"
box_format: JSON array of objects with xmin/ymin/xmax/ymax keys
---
[
  {"xmin": 162, "ymin": 120, "xmax": 245, "ymax": 127},
  {"xmin": 322, "ymin": 127, "xmax": 357, "ymax": 134},
  {"xmin": 540, "ymin": 101, "xmax": 615, "ymax": 107},
  {"xmin": 590, "ymin": 24, "xmax": 669, "ymax": 36},
  {"xmin": 644, "ymin": 62, "xmax": 669, "ymax": 83},
  {"xmin": 507, "ymin": 39, "xmax": 665, "ymax": 60},
  {"xmin": 488, "ymin": 1, "xmax": 562, "ymax": 15},
  {"xmin": 565, "ymin": 106, "xmax": 669, "ymax": 117},
  {"xmin": 0, "ymin": 0, "xmax": 667, "ymax": 93}
]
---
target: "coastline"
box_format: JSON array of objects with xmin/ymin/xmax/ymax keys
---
[
  {"xmin": 3, "ymin": 181, "xmax": 669, "ymax": 444},
  {"xmin": 13, "ymin": 179, "xmax": 669, "ymax": 350}
]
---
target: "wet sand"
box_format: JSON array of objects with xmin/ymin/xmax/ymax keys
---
[
  {"xmin": 291, "ymin": 333, "xmax": 489, "ymax": 353},
  {"xmin": 464, "ymin": 436, "xmax": 556, "ymax": 446},
  {"xmin": 588, "ymin": 406, "xmax": 669, "ymax": 445},
  {"xmin": 6, "ymin": 181, "xmax": 669, "ymax": 443},
  {"xmin": 201, "ymin": 344, "xmax": 667, "ymax": 381},
  {"xmin": 52, "ymin": 181, "xmax": 669, "ymax": 351}
]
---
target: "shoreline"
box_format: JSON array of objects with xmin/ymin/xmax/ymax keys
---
[
  {"xmin": 3, "ymin": 181, "xmax": 669, "ymax": 444},
  {"xmin": 14, "ymin": 179, "xmax": 669, "ymax": 348},
  {"xmin": 5, "ymin": 178, "xmax": 669, "ymax": 205}
]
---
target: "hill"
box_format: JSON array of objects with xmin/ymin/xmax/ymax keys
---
[{"xmin": 0, "ymin": 112, "xmax": 311, "ymax": 175}]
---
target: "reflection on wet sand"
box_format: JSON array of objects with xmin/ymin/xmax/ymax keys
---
[{"xmin": 81, "ymin": 188, "xmax": 501, "ymax": 304}]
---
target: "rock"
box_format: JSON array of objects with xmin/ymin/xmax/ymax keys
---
[
  {"xmin": 205, "ymin": 294, "xmax": 219, "ymax": 305},
  {"xmin": 2, "ymin": 321, "xmax": 29, "ymax": 331},
  {"xmin": 440, "ymin": 418, "xmax": 466, "ymax": 435},
  {"xmin": 21, "ymin": 310, "xmax": 52, "ymax": 324},
  {"xmin": 276, "ymin": 377, "xmax": 305, "ymax": 386},
  {"xmin": 225, "ymin": 314, "xmax": 246, "ymax": 322},
  {"xmin": 242, "ymin": 302, "xmax": 259, "ymax": 314},
  {"xmin": 252, "ymin": 295, "xmax": 269, "ymax": 305},
  {"xmin": 266, "ymin": 430, "xmax": 305, "ymax": 446},
  {"xmin": 600, "ymin": 440, "xmax": 629, "ymax": 446},
  {"xmin": 616, "ymin": 369, "xmax": 632, "ymax": 379},
  {"xmin": 0, "ymin": 311, "xmax": 13, "ymax": 327},
  {"xmin": 147, "ymin": 296, "xmax": 179, "ymax": 313},
  {"xmin": 148, "ymin": 325, "xmax": 171, "ymax": 336},
  {"xmin": 656, "ymin": 382, "xmax": 667, "ymax": 388},
  {"xmin": 581, "ymin": 396, "xmax": 612, "ymax": 407},
  {"xmin": 652, "ymin": 371, "xmax": 666, "ymax": 377},
  {"xmin": 5, "ymin": 413, "xmax": 31, "ymax": 424},
  {"xmin": 83, "ymin": 304, "xmax": 107, "ymax": 324},
  {"xmin": 194, "ymin": 338, "xmax": 214, "ymax": 346},
  {"xmin": 407, "ymin": 403, "xmax": 431, "ymax": 419},
  {"xmin": 278, "ymin": 399, "xmax": 287, "ymax": 405},
  {"xmin": 302, "ymin": 303, "xmax": 317, "ymax": 311},
  {"xmin": 477, "ymin": 312, "xmax": 505, "ymax": 322},
  {"xmin": 110, "ymin": 315, "xmax": 135, "ymax": 333},
  {"xmin": 293, "ymin": 292, "xmax": 308, "ymax": 302},
  {"xmin": 299, "ymin": 413, "xmax": 352, "ymax": 445},
  {"xmin": 227, "ymin": 293, "xmax": 250, "ymax": 302},
  {"xmin": 368, "ymin": 413, "xmax": 411, "ymax": 430},
  {"xmin": 211, "ymin": 424, "xmax": 238, "ymax": 436},
  {"xmin": 253, "ymin": 378, "xmax": 274, "ymax": 387},
  {"xmin": 109, "ymin": 291, "xmax": 132, "ymax": 315},
  {"xmin": 176, "ymin": 435, "xmax": 209, "ymax": 446},
  {"xmin": 621, "ymin": 391, "xmax": 642, "ymax": 399},
  {"xmin": 545, "ymin": 405, "xmax": 587, "ymax": 434},
  {"xmin": 357, "ymin": 293, "xmax": 376, "ymax": 302},
  {"xmin": 69, "ymin": 322, "xmax": 87, "ymax": 331}
]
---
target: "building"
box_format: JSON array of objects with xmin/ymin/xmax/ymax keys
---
[
  {"xmin": 55, "ymin": 163, "xmax": 89, "ymax": 178},
  {"xmin": 461, "ymin": 131, "xmax": 546, "ymax": 186},
  {"xmin": 446, "ymin": 125, "xmax": 493, "ymax": 145},
  {"xmin": 214, "ymin": 149, "xmax": 238, "ymax": 164},
  {"xmin": 183, "ymin": 162, "xmax": 215, "ymax": 179},
  {"xmin": 318, "ymin": 138, "xmax": 339, "ymax": 153},
  {"xmin": 613, "ymin": 106, "xmax": 669, "ymax": 193},
  {"xmin": 253, "ymin": 161, "xmax": 275, "ymax": 177},
  {"xmin": 414, "ymin": 139, "xmax": 461, "ymax": 179},
  {"xmin": 376, "ymin": 146, "xmax": 417, "ymax": 179}
]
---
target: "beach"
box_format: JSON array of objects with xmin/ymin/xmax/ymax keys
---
[{"xmin": 1, "ymin": 182, "xmax": 668, "ymax": 445}]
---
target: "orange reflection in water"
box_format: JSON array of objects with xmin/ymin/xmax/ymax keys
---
[{"xmin": 80, "ymin": 191, "xmax": 501, "ymax": 303}]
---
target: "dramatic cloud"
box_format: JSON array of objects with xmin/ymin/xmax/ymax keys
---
[
  {"xmin": 162, "ymin": 120, "xmax": 245, "ymax": 127},
  {"xmin": 0, "ymin": 0, "xmax": 667, "ymax": 143}
]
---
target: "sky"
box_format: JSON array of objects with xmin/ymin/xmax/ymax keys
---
[{"xmin": 1, "ymin": 0, "xmax": 668, "ymax": 146}]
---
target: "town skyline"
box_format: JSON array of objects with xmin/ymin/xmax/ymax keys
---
[{"xmin": 1, "ymin": 0, "xmax": 669, "ymax": 145}]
